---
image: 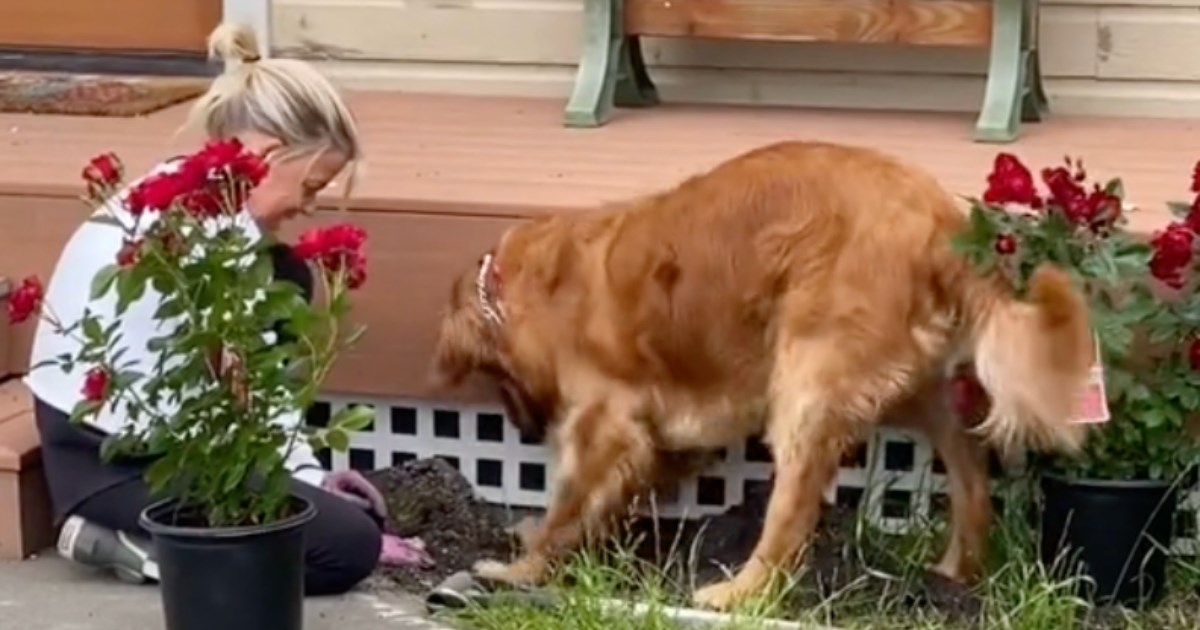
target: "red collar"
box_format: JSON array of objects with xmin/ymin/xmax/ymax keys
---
[{"xmin": 476, "ymin": 251, "xmax": 505, "ymax": 325}]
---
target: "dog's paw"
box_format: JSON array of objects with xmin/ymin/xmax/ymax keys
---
[
  {"xmin": 472, "ymin": 556, "xmax": 546, "ymax": 586},
  {"xmin": 504, "ymin": 516, "xmax": 541, "ymax": 551},
  {"xmin": 692, "ymin": 579, "xmax": 750, "ymax": 612},
  {"xmin": 929, "ymin": 555, "xmax": 980, "ymax": 585}
]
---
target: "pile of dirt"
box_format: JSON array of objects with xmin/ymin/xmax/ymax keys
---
[{"xmin": 365, "ymin": 459, "xmax": 516, "ymax": 592}]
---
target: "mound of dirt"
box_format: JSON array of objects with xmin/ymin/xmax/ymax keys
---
[{"xmin": 366, "ymin": 459, "xmax": 516, "ymax": 592}]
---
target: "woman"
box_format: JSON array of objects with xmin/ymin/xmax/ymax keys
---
[{"xmin": 25, "ymin": 22, "xmax": 393, "ymax": 596}]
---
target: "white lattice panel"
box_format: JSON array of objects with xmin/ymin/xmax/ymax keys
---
[{"xmin": 308, "ymin": 395, "xmax": 1199, "ymax": 550}]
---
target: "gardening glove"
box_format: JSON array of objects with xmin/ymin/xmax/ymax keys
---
[
  {"xmin": 322, "ymin": 470, "xmax": 388, "ymax": 519},
  {"xmin": 380, "ymin": 534, "xmax": 435, "ymax": 568}
]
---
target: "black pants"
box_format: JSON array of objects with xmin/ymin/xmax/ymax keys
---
[{"xmin": 34, "ymin": 244, "xmax": 381, "ymax": 596}]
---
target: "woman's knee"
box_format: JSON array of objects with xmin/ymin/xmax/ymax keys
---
[{"xmin": 304, "ymin": 495, "xmax": 383, "ymax": 596}]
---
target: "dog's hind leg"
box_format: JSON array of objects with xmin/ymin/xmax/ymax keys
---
[
  {"xmin": 474, "ymin": 398, "xmax": 656, "ymax": 586},
  {"xmin": 691, "ymin": 336, "xmax": 912, "ymax": 611},
  {"xmin": 900, "ymin": 384, "xmax": 993, "ymax": 583}
]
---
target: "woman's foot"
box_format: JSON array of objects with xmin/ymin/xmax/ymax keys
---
[{"xmin": 57, "ymin": 515, "xmax": 159, "ymax": 585}]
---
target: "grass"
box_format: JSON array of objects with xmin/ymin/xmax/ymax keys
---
[{"xmin": 442, "ymin": 478, "xmax": 1200, "ymax": 630}]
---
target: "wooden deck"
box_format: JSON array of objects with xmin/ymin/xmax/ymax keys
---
[{"xmin": 1, "ymin": 91, "xmax": 1198, "ymax": 400}]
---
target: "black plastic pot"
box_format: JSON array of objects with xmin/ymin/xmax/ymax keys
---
[
  {"xmin": 140, "ymin": 495, "xmax": 317, "ymax": 630},
  {"xmin": 1039, "ymin": 474, "xmax": 1177, "ymax": 609}
]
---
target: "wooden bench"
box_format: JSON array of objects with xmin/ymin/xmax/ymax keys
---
[
  {"xmin": 562, "ymin": 0, "xmax": 1048, "ymax": 143},
  {"xmin": 0, "ymin": 279, "xmax": 55, "ymax": 561}
]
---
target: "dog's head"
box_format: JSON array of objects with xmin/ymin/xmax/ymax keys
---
[{"xmin": 430, "ymin": 251, "xmax": 557, "ymax": 442}]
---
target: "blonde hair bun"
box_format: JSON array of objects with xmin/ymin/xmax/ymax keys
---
[{"xmin": 207, "ymin": 22, "xmax": 262, "ymax": 64}]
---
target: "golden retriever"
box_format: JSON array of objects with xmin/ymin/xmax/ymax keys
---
[{"xmin": 430, "ymin": 141, "xmax": 1094, "ymax": 611}]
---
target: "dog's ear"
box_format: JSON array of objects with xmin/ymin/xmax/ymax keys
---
[
  {"xmin": 430, "ymin": 273, "xmax": 490, "ymax": 389},
  {"xmin": 430, "ymin": 310, "xmax": 486, "ymax": 389}
]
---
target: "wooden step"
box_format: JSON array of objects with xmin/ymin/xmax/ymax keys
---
[
  {"xmin": 0, "ymin": 277, "xmax": 54, "ymax": 560},
  {"xmin": 0, "ymin": 380, "xmax": 54, "ymax": 560}
]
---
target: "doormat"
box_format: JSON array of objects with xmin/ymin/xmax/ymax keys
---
[{"xmin": 0, "ymin": 72, "xmax": 208, "ymax": 117}]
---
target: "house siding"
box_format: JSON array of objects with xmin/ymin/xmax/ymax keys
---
[{"xmin": 270, "ymin": 0, "xmax": 1200, "ymax": 118}]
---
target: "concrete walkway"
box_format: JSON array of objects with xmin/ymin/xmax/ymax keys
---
[{"xmin": 0, "ymin": 554, "xmax": 454, "ymax": 630}]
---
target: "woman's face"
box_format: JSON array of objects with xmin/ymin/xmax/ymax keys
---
[{"xmin": 241, "ymin": 136, "xmax": 349, "ymax": 232}]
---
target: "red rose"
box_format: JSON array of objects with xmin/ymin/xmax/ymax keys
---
[
  {"xmin": 1186, "ymin": 197, "xmax": 1200, "ymax": 234},
  {"xmin": 1082, "ymin": 188, "xmax": 1121, "ymax": 227},
  {"xmin": 293, "ymin": 229, "xmax": 324, "ymax": 261},
  {"xmin": 1041, "ymin": 159, "xmax": 1122, "ymax": 228},
  {"xmin": 82, "ymin": 152, "xmax": 123, "ymax": 193},
  {"xmin": 179, "ymin": 188, "xmax": 224, "ymax": 218},
  {"xmin": 1191, "ymin": 160, "xmax": 1200, "ymax": 194},
  {"xmin": 126, "ymin": 140, "xmax": 269, "ymax": 218},
  {"xmin": 295, "ymin": 223, "xmax": 369, "ymax": 289},
  {"xmin": 6, "ymin": 275, "xmax": 44, "ymax": 324},
  {"xmin": 1189, "ymin": 338, "xmax": 1200, "ymax": 371},
  {"xmin": 127, "ymin": 171, "xmax": 187, "ymax": 215},
  {"xmin": 346, "ymin": 250, "xmax": 367, "ymax": 289},
  {"xmin": 983, "ymin": 153, "xmax": 1041, "ymax": 208},
  {"xmin": 182, "ymin": 139, "xmax": 269, "ymax": 189},
  {"xmin": 81, "ymin": 367, "xmax": 109, "ymax": 403},
  {"xmin": 1042, "ymin": 166, "xmax": 1087, "ymax": 219},
  {"xmin": 1149, "ymin": 222, "xmax": 1195, "ymax": 289},
  {"xmin": 295, "ymin": 223, "xmax": 367, "ymax": 266},
  {"xmin": 116, "ymin": 239, "xmax": 142, "ymax": 268},
  {"xmin": 994, "ymin": 233, "xmax": 1017, "ymax": 255}
]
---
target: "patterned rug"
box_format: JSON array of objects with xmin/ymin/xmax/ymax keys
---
[{"xmin": 0, "ymin": 72, "xmax": 207, "ymax": 117}]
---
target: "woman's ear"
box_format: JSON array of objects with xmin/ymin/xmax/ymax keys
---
[{"xmin": 257, "ymin": 140, "xmax": 285, "ymax": 162}]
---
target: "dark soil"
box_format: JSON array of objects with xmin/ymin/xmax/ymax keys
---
[
  {"xmin": 365, "ymin": 459, "xmax": 517, "ymax": 593},
  {"xmin": 620, "ymin": 481, "xmax": 983, "ymax": 626},
  {"xmin": 366, "ymin": 458, "xmax": 984, "ymax": 625}
]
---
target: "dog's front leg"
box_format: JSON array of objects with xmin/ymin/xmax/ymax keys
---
[{"xmin": 475, "ymin": 399, "xmax": 654, "ymax": 586}]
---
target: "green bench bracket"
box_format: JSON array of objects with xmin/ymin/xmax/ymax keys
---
[{"xmin": 974, "ymin": 0, "xmax": 1050, "ymax": 143}]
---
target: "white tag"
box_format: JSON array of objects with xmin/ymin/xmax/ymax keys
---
[{"xmin": 1070, "ymin": 336, "xmax": 1110, "ymax": 425}]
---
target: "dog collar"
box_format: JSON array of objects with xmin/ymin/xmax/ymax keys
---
[{"xmin": 476, "ymin": 251, "xmax": 505, "ymax": 326}]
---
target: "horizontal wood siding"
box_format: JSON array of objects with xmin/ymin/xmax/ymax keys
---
[{"xmin": 270, "ymin": 0, "xmax": 1200, "ymax": 118}]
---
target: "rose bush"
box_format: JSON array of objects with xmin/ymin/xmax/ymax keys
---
[
  {"xmin": 952, "ymin": 152, "xmax": 1200, "ymax": 482},
  {"xmin": 10, "ymin": 141, "xmax": 374, "ymax": 527}
]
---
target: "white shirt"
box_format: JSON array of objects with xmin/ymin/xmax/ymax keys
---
[{"xmin": 24, "ymin": 159, "xmax": 327, "ymax": 487}]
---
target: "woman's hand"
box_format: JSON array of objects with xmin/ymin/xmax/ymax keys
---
[{"xmin": 322, "ymin": 470, "xmax": 387, "ymax": 519}]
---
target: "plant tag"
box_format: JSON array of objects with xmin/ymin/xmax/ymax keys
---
[{"xmin": 1070, "ymin": 337, "xmax": 1110, "ymax": 424}]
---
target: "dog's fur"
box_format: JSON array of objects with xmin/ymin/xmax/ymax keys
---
[{"xmin": 430, "ymin": 141, "xmax": 1095, "ymax": 610}]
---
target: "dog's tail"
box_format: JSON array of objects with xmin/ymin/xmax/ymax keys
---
[{"xmin": 958, "ymin": 263, "xmax": 1095, "ymax": 456}]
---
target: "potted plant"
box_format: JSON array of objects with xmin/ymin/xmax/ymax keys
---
[
  {"xmin": 12, "ymin": 143, "xmax": 375, "ymax": 630},
  {"xmin": 951, "ymin": 153, "xmax": 1200, "ymax": 608}
]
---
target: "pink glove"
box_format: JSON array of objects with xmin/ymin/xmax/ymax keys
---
[
  {"xmin": 322, "ymin": 470, "xmax": 387, "ymax": 518},
  {"xmin": 380, "ymin": 534, "xmax": 435, "ymax": 568}
]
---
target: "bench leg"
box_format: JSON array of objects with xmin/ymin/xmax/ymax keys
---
[
  {"xmin": 974, "ymin": 0, "xmax": 1042, "ymax": 143},
  {"xmin": 1022, "ymin": 41, "xmax": 1051, "ymax": 123},
  {"xmin": 615, "ymin": 35, "xmax": 660, "ymax": 108},
  {"xmin": 564, "ymin": 0, "xmax": 623, "ymax": 127}
]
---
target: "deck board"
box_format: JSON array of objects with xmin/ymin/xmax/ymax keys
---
[
  {"xmin": 0, "ymin": 91, "xmax": 1197, "ymax": 231},
  {"xmin": 2, "ymin": 92, "xmax": 1198, "ymax": 398}
]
